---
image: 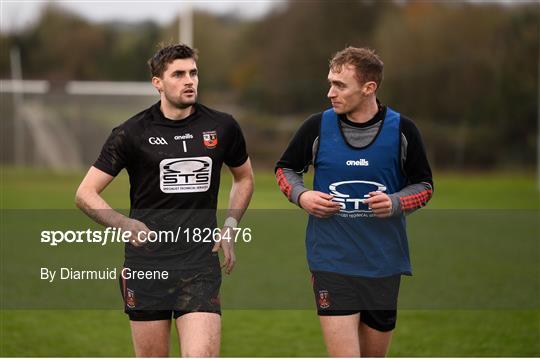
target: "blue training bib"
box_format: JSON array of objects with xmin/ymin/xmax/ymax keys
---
[{"xmin": 306, "ymin": 107, "xmax": 411, "ymax": 277}]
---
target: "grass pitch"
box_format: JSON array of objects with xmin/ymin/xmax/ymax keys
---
[{"xmin": 1, "ymin": 167, "xmax": 539, "ymax": 356}]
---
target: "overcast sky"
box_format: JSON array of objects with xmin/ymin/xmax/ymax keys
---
[
  {"xmin": 0, "ymin": 1, "xmax": 284, "ymax": 33},
  {"xmin": 0, "ymin": 0, "xmax": 531, "ymax": 33}
]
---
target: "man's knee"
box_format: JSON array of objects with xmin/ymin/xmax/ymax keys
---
[
  {"xmin": 182, "ymin": 347, "xmax": 218, "ymax": 358},
  {"xmin": 135, "ymin": 345, "xmax": 169, "ymax": 357}
]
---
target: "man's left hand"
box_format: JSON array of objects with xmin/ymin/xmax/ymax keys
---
[
  {"xmin": 364, "ymin": 191, "xmax": 393, "ymax": 218},
  {"xmin": 212, "ymin": 226, "xmax": 236, "ymax": 274}
]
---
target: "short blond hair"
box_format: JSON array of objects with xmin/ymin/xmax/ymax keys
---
[{"xmin": 329, "ymin": 47, "xmax": 384, "ymax": 89}]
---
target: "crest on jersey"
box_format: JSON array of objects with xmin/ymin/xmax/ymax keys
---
[{"xmin": 203, "ymin": 131, "xmax": 218, "ymax": 149}]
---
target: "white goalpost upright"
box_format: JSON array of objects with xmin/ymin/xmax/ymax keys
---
[
  {"xmin": 179, "ymin": 3, "xmax": 193, "ymax": 47},
  {"xmin": 9, "ymin": 47, "xmax": 24, "ymax": 166}
]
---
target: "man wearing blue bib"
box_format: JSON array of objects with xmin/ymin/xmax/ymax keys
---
[{"xmin": 276, "ymin": 47, "xmax": 433, "ymax": 357}]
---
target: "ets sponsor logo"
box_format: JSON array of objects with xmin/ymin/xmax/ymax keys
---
[
  {"xmin": 329, "ymin": 180, "xmax": 386, "ymax": 218},
  {"xmin": 160, "ymin": 157, "xmax": 212, "ymax": 193}
]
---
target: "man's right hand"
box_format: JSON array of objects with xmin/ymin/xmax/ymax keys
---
[
  {"xmin": 298, "ymin": 190, "xmax": 341, "ymax": 218},
  {"xmin": 119, "ymin": 217, "xmax": 151, "ymax": 247}
]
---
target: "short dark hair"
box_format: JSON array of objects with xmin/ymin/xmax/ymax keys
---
[
  {"xmin": 148, "ymin": 43, "xmax": 198, "ymax": 78},
  {"xmin": 329, "ymin": 47, "xmax": 383, "ymax": 89}
]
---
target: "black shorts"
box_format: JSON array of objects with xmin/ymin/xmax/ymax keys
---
[
  {"xmin": 120, "ymin": 260, "xmax": 221, "ymax": 321},
  {"xmin": 311, "ymin": 271, "xmax": 401, "ymax": 332}
]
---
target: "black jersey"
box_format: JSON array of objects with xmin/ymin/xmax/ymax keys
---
[{"xmin": 94, "ymin": 101, "xmax": 248, "ymax": 269}]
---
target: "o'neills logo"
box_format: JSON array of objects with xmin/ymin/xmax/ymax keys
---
[
  {"xmin": 160, "ymin": 157, "xmax": 212, "ymax": 193},
  {"xmin": 174, "ymin": 133, "xmax": 194, "ymax": 140},
  {"xmin": 329, "ymin": 180, "xmax": 386, "ymax": 217},
  {"xmin": 346, "ymin": 159, "xmax": 369, "ymax": 166}
]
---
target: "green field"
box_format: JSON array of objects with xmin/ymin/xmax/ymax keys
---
[
  {"xmin": 1, "ymin": 167, "xmax": 539, "ymax": 357},
  {"xmin": 2, "ymin": 167, "xmax": 539, "ymax": 209}
]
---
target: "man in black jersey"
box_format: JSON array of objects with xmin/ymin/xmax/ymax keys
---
[
  {"xmin": 76, "ymin": 44, "xmax": 253, "ymax": 357},
  {"xmin": 276, "ymin": 47, "xmax": 433, "ymax": 357}
]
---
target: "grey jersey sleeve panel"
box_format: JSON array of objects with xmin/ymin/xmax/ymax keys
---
[
  {"xmin": 276, "ymin": 135, "xmax": 320, "ymax": 206},
  {"xmin": 280, "ymin": 168, "xmax": 311, "ymax": 206},
  {"xmin": 388, "ymin": 182, "xmax": 433, "ymax": 217}
]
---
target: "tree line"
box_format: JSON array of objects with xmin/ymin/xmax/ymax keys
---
[{"xmin": 1, "ymin": 1, "xmax": 538, "ymax": 169}]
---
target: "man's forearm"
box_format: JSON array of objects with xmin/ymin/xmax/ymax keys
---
[
  {"xmin": 75, "ymin": 187, "xmax": 128, "ymax": 228},
  {"xmin": 388, "ymin": 182, "xmax": 433, "ymax": 217},
  {"xmin": 226, "ymin": 177, "xmax": 254, "ymax": 224},
  {"xmin": 275, "ymin": 167, "xmax": 309, "ymax": 206}
]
